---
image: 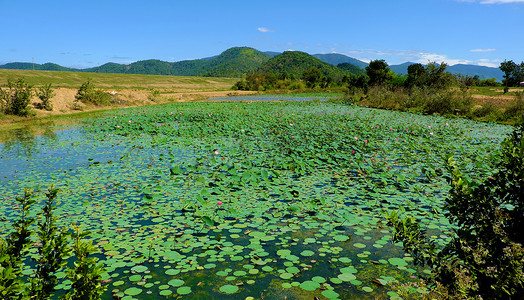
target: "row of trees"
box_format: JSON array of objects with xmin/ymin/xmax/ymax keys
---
[{"xmin": 234, "ymin": 59, "xmax": 505, "ymax": 93}]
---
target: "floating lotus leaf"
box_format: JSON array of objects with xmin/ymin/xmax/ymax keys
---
[{"xmin": 219, "ymin": 284, "xmax": 239, "ymax": 294}]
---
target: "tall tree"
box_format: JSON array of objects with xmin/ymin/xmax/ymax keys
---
[
  {"xmin": 365, "ymin": 59, "xmax": 393, "ymax": 86},
  {"xmin": 500, "ymin": 60, "xmax": 518, "ymax": 87}
]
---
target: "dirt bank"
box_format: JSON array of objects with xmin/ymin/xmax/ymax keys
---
[{"xmin": 1, "ymin": 89, "xmax": 257, "ymax": 127}]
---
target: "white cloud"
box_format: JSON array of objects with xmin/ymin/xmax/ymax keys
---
[
  {"xmin": 470, "ymin": 48, "xmax": 496, "ymax": 52},
  {"xmin": 257, "ymin": 27, "xmax": 275, "ymax": 33}
]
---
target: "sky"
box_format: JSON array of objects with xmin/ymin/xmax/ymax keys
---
[{"xmin": 1, "ymin": 0, "xmax": 523, "ymax": 69}]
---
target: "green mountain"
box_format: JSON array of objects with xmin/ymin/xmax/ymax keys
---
[
  {"xmin": 200, "ymin": 47, "xmax": 272, "ymax": 77},
  {"xmin": 256, "ymin": 51, "xmax": 348, "ymax": 80},
  {"xmin": 0, "ymin": 62, "xmax": 75, "ymax": 72}
]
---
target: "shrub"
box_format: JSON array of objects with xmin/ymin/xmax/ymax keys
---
[
  {"xmin": 36, "ymin": 83, "xmax": 55, "ymax": 111},
  {"xmin": 504, "ymin": 91, "xmax": 524, "ymax": 122},
  {"xmin": 0, "ymin": 187, "xmax": 107, "ymax": 299},
  {"xmin": 75, "ymin": 80, "xmax": 111, "ymax": 106},
  {"xmin": 388, "ymin": 120, "xmax": 524, "ymax": 298},
  {"xmin": 0, "ymin": 78, "xmax": 36, "ymax": 117}
]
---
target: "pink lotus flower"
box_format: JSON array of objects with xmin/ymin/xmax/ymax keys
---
[
  {"xmin": 354, "ymin": 137, "xmax": 358, "ymax": 140},
  {"xmin": 217, "ymin": 201, "xmax": 223, "ymax": 205},
  {"xmin": 352, "ymin": 150, "xmax": 355, "ymax": 154},
  {"xmin": 430, "ymin": 132, "xmax": 434, "ymax": 135},
  {"xmin": 364, "ymin": 140, "xmax": 368, "ymax": 143},
  {"xmin": 395, "ymin": 139, "xmax": 398, "ymax": 142},
  {"xmin": 214, "ymin": 150, "xmax": 219, "ymax": 155}
]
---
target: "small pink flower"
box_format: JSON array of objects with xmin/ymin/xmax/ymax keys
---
[
  {"xmin": 428, "ymin": 125, "xmax": 431, "ymax": 129},
  {"xmin": 214, "ymin": 150, "xmax": 219, "ymax": 155},
  {"xmin": 446, "ymin": 123, "xmax": 449, "ymax": 126},
  {"xmin": 430, "ymin": 132, "xmax": 434, "ymax": 135},
  {"xmin": 290, "ymin": 123, "xmax": 293, "ymax": 126},
  {"xmin": 222, "ymin": 156, "xmax": 225, "ymax": 159},
  {"xmin": 364, "ymin": 140, "xmax": 368, "ymax": 143},
  {"xmin": 270, "ymin": 129, "xmax": 273, "ymax": 132},
  {"xmin": 252, "ymin": 125, "xmax": 254, "ymax": 127},
  {"xmin": 128, "ymin": 120, "xmax": 132, "ymax": 123},
  {"xmin": 412, "ymin": 131, "xmax": 415, "ymax": 134},
  {"xmin": 354, "ymin": 137, "xmax": 358, "ymax": 140},
  {"xmin": 292, "ymin": 135, "xmax": 295, "ymax": 138},
  {"xmin": 395, "ymin": 139, "xmax": 398, "ymax": 142},
  {"xmin": 352, "ymin": 150, "xmax": 355, "ymax": 154},
  {"xmin": 217, "ymin": 201, "xmax": 223, "ymax": 205}
]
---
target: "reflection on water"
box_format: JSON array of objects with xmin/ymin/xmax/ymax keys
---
[{"xmin": 1, "ymin": 124, "xmax": 57, "ymax": 157}]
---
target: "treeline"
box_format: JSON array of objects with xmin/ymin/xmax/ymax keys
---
[{"xmin": 233, "ymin": 52, "xmax": 506, "ymax": 93}]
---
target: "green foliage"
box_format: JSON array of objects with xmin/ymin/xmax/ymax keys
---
[
  {"xmin": 29, "ymin": 187, "xmax": 70, "ymax": 299},
  {"xmin": 336, "ymin": 62, "xmax": 366, "ymax": 75},
  {"xmin": 404, "ymin": 62, "xmax": 453, "ymax": 91},
  {"xmin": 0, "ymin": 187, "xmax": 107, "ymax": 300},
  {"xmin": 74, "ymin": 80, "xmax": 112, "ymax": 106},
  {"xmin": 64, "ymin": 224, "xmax": 107, "ymax": 300},
  {"xmin": 36, "ymin": 83, "xmax": 55, "ymax": 111},
  {"xmin": 0, "ymin": 78, "xmax": 35, "ymax": 117},
  {"xmin": 499, "ymin": 60, "xmax": 524, "ymax": 87},
  {"xmin": 302, "ymin": 67, "xmax": 323, "ymax": 88},
  {"xmin": 365, "ymin": 59, "xmax": 393, "ymax": 86},
  {"xmin": 0, "ymin": 188, "xmax": 36, "ymax": 298},
  {"xmin": 388, "ymin": 122, "xmax": 524, "ymax": 298},
  {"xmin": 256, "ymin": 51, "xmax": 347, "ymax": 82}
]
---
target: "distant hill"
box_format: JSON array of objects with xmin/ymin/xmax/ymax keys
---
[
  {"xmin": 388, "ymin": 62, "xmax": 504, "ymax": 81},
  {"xmin": 313, "ymin": 53, "xmax": 368, "ymax": 69},
  {"xmin": 389, "ymin": 62, "xmax": 415, "ymax": 76},
  {"xmin": 0, "ymin": 46, "xmax": 504, "ymax": 81},
  {"xmin": 447, "ymin": 64, "xmax": 503, "ymax": 81},
  {"xmin": 336, "ymin": 63, "xmax": 366, "ymax": 76},
  {"xmin": 256, "ymin": 51, "xmax": 349, "ymax": 80}
]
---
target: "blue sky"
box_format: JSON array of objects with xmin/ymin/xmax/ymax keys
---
[{"xmin": 1, "ymin": 0, "xmax": 523, "ymax": 69}]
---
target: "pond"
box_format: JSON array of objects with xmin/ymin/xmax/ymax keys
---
[{"xmin": 0, "ymin": 99, "xmax": 512, "ymax": 299}]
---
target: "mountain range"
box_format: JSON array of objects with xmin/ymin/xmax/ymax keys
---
[{"xmin": 0, "ymin": 47, "xmax": 504, "ymax": 81}]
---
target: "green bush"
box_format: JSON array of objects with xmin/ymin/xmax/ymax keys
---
[
  {"xmin": 388, "ymin": 120, "xmax": 524, "ymax": 298},
  {"xmin": 75, "ymin": 80, "xmax": 111, "ymax": 106},
  {"xmin": 504, "ymin": 92, "xmax": 524, "ymax": 122},
  {"xmin": 0, "ymin": 78, "xmax": 36, "ymax": 117},
  {"xmin": 36, "ymin": 83, "xmax": 55, "ymax": 111}
]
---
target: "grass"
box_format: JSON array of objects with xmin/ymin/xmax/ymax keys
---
[{"xmin": 0, "ymin": 69, "xmax": 238, "ymax": 91}]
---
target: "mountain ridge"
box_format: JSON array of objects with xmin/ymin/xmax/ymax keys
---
[{"xmin": 0, "ymin": 47, "xmax": 504, "ymax": 81}]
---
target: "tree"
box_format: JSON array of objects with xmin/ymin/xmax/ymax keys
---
[
  {"xmin": 302, "ymin": 67, "xmax": 323, "ymax": 88},
  {"xmin": 365, "ymin": 59, "xmax": 393, "ymax": 86},
  {"xmin": 405, "ymin": 63, "xmax": 426, "ymax": 88},
  {"xmin": 500, "ymin": 60, "xmax": 518, "ymax": 87},
  {"xmin": 425, "ymin": 62, "xmax": 453, "ymax": 90},
  {"xmin": 36, "ymin": 83, "xmax": 55, "ymax": 111},
  {"xmin": 0, "ymin": 78, "xmax": 35, "ymax": 117},
  {"xmin": 388, "ymin": 119, "xmax": 524, "ymax": 298}
]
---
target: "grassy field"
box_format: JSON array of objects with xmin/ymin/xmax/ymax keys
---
[{"xmin": 0, "ymin": 69, "xmax": 238, "ymax": 91}]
